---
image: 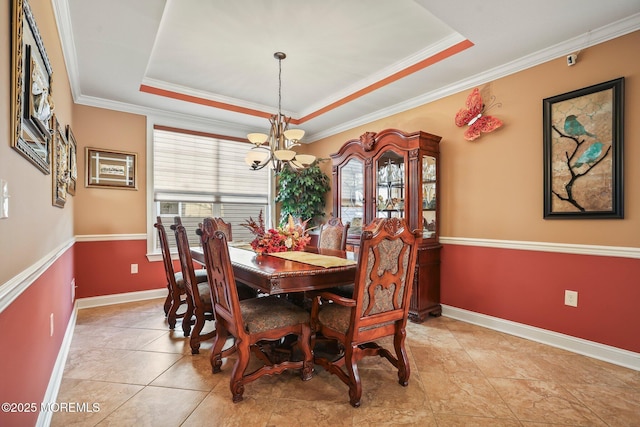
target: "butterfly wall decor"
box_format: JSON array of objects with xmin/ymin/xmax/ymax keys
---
[{"xmin": 455, "ymin": 88, "xmax": 503, "ymax": 141}]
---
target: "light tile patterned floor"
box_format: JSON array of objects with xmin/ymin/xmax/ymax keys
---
[{"xmin": 52, "ymin": 298, "xmax": 640, "ymax": 426}]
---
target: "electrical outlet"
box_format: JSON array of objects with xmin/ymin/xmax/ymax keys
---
[
  {"xmin": 564, "ymin": 290, "xmax": 578, "ymax": 307},
  {"xmin": 50, "ymin": 313, "xmax": 54, "ymax": 337},
  {"xmin": 131, "ymin": 264, "xmax": 138, "ymax": 274}
]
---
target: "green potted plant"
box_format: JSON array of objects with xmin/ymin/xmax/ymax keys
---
[{"xmin": 275, "ymin": 160, "xmax": 331, "ymax": 227}]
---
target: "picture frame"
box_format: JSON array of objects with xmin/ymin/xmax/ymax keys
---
[
  {"xmin": 65, "ymin": 125, "xmax": 78, "ymax": 195},
  {"xmin": 51, "ymin": 115, "xmax": 68, "ymax": 208},
  {"xmin": 86, "ymin": 148, "xmax": 137, "ymax": 190},
  {"xmin": 10, "ymin": 0, "xmax": 54, "ymax": 174},
  {"xmin": 543, "ymin": 77, "xmax": 624, "ymax": 219}
]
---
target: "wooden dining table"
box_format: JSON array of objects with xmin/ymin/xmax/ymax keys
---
[{"xmin": 190, "ymin": 245, "xmax": 358, "ymax": 295}]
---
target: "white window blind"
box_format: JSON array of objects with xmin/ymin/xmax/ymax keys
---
[{"xmin": 153, "ymin": 128, "xmax": 270, "ymax": 247}]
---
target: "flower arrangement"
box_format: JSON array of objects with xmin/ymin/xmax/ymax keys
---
[{"xmin": 240, "ymin": 210, "xmax": 311, "ymax": 254}]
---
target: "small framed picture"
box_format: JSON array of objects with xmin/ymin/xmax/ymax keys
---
[{"xmin": 86, "ymin": 147, "xmax": 137, "ymax": 189}]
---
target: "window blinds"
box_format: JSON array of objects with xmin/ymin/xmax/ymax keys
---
[{"xmin": 153, "ymin": 128, "xmax": 269, "ymax": 205}]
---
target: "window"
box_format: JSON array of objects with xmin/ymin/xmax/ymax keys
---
[{"xmin": 152, "ymin": 127, "xmax": 270, "ymax": 251}]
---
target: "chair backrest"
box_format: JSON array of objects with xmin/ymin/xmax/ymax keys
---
[
  {"xmin": 154, "ymin": 217, "xmax": 177, "ymax": 287},
  {"xmin": 350, "ymin": 218, "xmax": 418, "ymax": 340},
  {"xmin": 171, "ymin": 222, "xmax": 200, "ymax": 304},
  {"xmin": 291, "ymin": 216, "xmax": 308, "ymax": 233},
  {"xmin": 199, "ymin": 217, "xmax": 243, "ymax": 338},
  {"xmin": 211, "ymin": 217, "xmax": 233, "ymax": 241},
  {"xmin": 318, "ymin": 217, "xmax": 350, "ymax": 251}
]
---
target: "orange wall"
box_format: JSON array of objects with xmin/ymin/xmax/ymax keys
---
[
  {"xmin": 306, "ymin": 31, "xmax": 640, "ymax": 248},
  {"xmin": 301, "ymin": 31, "xmax": 640, "ymax": 353},
  {"xmin": 0, "ymin": 0, "xmax": 75, "ymax": 284},
  {"xmin": 72, "ymin": 105, "xmax": 147, "ymax": 235}
]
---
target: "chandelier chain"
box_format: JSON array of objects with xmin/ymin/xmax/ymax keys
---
[{"xmin": 278, "ymin": 55, "xmax": 282, "ymax": 118}]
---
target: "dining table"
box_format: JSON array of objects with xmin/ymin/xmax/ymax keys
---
[{"xmin": 190, "ymin": 244, "xmax": 358, "ymax": 296}]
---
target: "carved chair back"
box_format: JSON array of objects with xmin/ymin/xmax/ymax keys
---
[
  {"xmin": 317, "ymin": 217, "xmax": 350, "ymax": 251},
  {"xmin": 350, "ymin": 217, "xmax": 417, "ymax": 340}
]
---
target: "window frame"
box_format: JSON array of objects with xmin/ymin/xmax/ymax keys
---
[{"xmin": 145, "ymin": 119, "xmax": 275, "ymax": 260}]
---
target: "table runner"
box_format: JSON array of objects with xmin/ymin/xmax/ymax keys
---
[{"xmin": 268, "ymin": 251, "xmax": 357, "ymax": 268}]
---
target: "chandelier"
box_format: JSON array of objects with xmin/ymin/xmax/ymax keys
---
[{"xmin": 244, "ymin": 52, "xmax": 316, "ymax": 173}]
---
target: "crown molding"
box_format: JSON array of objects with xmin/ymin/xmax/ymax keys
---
[{"xmin": 307, "ymin": 13, "xmax": 640, "ymax": 141}]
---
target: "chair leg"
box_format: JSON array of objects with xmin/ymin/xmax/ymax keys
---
[
  {"xmin": 210, "ymin": 324, "xmax": 228, "ymax": 374},
  {"xmin": 182, "ymin": 298, "xmax": 194, "ymax": 337},
  {"xmin": 394, "ymin": 327, "xmax": 410, "ymax": 386},
  {"xmin": 163, "ymin": 288, "xmax": 172, "ymax": 316},
  {"xmin": 344, "ymin": 344, "xmax": 362, "ymax": 408},
  {"xmin": 230, "ymin": 342, "xmax": 250, "ymax": 403},
  {"xmin": 167, "ymin": 294, "xmax": 182, "ymax": 329},
  {"xmin": 189, "ymin": 307, "xmax": 206, "ymax": 354},
  {"xmin": 298, "ymin": 324, "xmax": 314, "ymax": 381}
]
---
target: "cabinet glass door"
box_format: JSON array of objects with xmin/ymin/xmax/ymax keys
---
[
  {"xmin": 339, "ymin": 158, "xmax": 364, "ymax": 235},
  {"xmin": 376, "ymin": 151, "xmax": 405, "ymax": 220},
  {"xmin": 422, "ymin": 155, "xmax": 437, "ymax": 238}
]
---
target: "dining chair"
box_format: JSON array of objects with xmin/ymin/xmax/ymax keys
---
[
  {"xmin": 155, "ymin": 217, "xmax": 207, "ymax": 332},
  {"xmin": 310, "ymin": 217, "xmax": 419, "ymax": 407},
  {"xmin": 316, "ymin": 217, "xmax": 354, "ymax": 298},
  {"xmin": 199, "ymin": 217, "xmax": 314, "ymax": 403},
  {"xmin": 171, "ymin": 221, "xmax": 215, "ymax": 353},
  {"xmin": 205, "ymin": 217, "xmax": 257, "ymax": 300},
  {"xmin": 317, "ymin": 217, "xmax": 350, "ymax": 251}
]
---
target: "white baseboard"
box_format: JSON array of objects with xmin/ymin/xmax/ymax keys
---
[
  {"xmin": 76, "ymin": 288, "xmax": 167, "ymax": 309},
  {"xmin": 37, "ymin": 302, "xmax": 78, "ymax": 427},
  {"xmin": 442, "ymin": 305, "xmax": 640, "ymax": 371}
]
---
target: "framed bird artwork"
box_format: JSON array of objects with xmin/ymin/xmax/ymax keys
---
[
  {"xmin": 542, "ymin": 77, "xmax": 624, "ymax": 219},
  {"xmin": 454, "ymin": 88, "xmax": 503, "ymax": 141}
]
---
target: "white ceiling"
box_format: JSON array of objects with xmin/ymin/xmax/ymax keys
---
[{"xmin": 52, "ymin": 0, "xmax": 640, "ymax": 142}]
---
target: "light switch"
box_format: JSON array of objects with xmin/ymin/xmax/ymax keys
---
[{"xmin": 0, "ymin": 179, "xmax": 8, "ymax": 219}]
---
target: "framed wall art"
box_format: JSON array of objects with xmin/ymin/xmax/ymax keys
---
[
  {"xmin": 65, "ymin": 125, "xmax": 78, "ymax": 195},
  {"xmin": 543, "ymin": 77, "xmax": 624, "ymax": 219},
  {"xmin": 10, "ymin": 0, "xmax": 54, "ymax": 174},
  {"xmin": 86, "ymin": 148, "xmax": 137, "ymax": 190},
  {"xmin": 51, "ymin": 115, "xmax": 68, "ymax": 208}
]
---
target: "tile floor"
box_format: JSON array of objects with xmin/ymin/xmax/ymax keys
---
[{"xmin": 52, "ymin": 298, "xmax": 640, "ymax": 426}]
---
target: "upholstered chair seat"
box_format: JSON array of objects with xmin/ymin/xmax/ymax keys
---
[
  {"xmin": 174, "ymin": 269, "xmax": 208, "ymax": 290},
  {"xmin": 240, "ymin": 296, "xmax": 310, "ymax": 334}
]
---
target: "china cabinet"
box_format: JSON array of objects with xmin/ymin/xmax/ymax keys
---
[{"xmin": 331, "ymin": 129, "xmax": 442, "ymax": 321}]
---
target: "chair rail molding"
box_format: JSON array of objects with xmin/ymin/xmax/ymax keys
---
[
  {"xmin": 0, "ymin": 238, "xmax": 75, "ymax": 313},
  {"xmin": 75, "ymin": 233, "xmax": 147, "ymax": 242},
  {"xmin": 440, "ymin": 237, "xmax": 640, "ymax": 259}
]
